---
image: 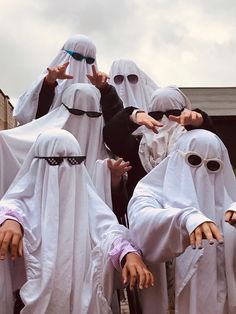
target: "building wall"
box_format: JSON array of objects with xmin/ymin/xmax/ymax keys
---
[
  {"xmin": 0, "ymin": 90, "xmax": 17, "ymax": 130},
  {"xmin": 180, "ymin": 87, "xmax": 236, "ymax": 116},
  {"xmin": 180, "ymin": 87, "xmax": 236, "ymax": 167}
]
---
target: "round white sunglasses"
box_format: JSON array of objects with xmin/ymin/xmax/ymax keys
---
[{"xmin": 179, "ymin": 151, "xmax": 224, "ymax": 173}]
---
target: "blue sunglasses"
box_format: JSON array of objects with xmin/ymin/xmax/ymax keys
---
[{"xmin": 64, "ymin": 49, "xmax": 95, "ymax": 64}]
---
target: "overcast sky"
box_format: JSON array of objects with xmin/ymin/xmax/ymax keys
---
[{"xmin": 1, "ymin": 0, "xmax": 236, "ymax": 105}]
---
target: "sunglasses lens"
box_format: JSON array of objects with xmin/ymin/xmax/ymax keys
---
[
  {"xmin": 207, "ymin": 160, "xmax": 221, "ymax": 172},
  {"xmin": 148, "ymin": 111, "xmax": 164, "ymax": 120},
  {"xmin": 68, "ymin": 156, "xmax": 86, "ymax": 165},
  {"xmin": 127, "ymin": 74, "xmax": 138, "ymax": 84},
  {"xmin": 187, "ymin": 154, "xmax": 202, "ymax": 166},
  {"xmin": 46, "ymin": 157, "xmax": 64, "ymax": 166},
  {"xmin": 71, "ymin": 53, "xmax": 83, "ymax": 61},
  {"xmin": 165, "ymin": 109, "xmax": 182, "ymax": 117},
  {"xmin": 86, "ymin": 111, "xmax": 102, "ymax": 118},
  {"xmin": 70, "ymin": 109, "xmax": 85, "ymax": 116},
  {"xmin": 114, "ymin": 75, "xmax": 124, "ymax": 85},
  {"xmin": 85, "ymin": 57, "xmax": 95, "ymax": 64}
]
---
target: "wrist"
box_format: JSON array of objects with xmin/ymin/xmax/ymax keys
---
[
  {"xmin": 97, "ymin": 82, "xmax": 108, "ymax": 91},
  {"xmin": 130, "ymin": 109, "xmax": 145, "ymax": 124},
  {"xmin": 45, "ymin": 75, "xmax": 57, "ymax": 85}
]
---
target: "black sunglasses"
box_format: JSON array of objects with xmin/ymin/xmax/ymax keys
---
[
  {"xmin": 64, "ymin": 49, "xmax": 95, "ymax": 64},
  {"xmin": 35, "ymin": 156, "xmax": 86, "ymax": 166},
  {"xmin": 149, "ymin": 109, "xmax": 184, "ymax": 120},
  {"xmin": 113, "ymin": 74, "xmax": 139, "ymax": 85},
  {"xmin": 62, "ymin": 103, "xmax": 102, "ymax": 118}
]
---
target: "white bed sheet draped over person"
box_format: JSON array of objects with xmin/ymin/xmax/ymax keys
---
[
  {"xmin": 108, "ymin": 59, "xmax": 158, "ymax": 111},
  {"xmin": 0, "ymin": 83, "xmax": 110, "ymax": 198},
  {"xmin": 14, "ymin": 34, "xmax": 97, "ymax": 124},
  {"xmin": 0, "ymin": 129, "xmax": 130, "ymax": 314},
  {"xmin": 128, "ymin": 129, "xmax": 236, "ymax": 314},
  {"xmin": 137, "ymin": 86, "xmax": 192, "ymax": 173}
]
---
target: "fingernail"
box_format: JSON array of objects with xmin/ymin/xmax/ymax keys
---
[
  {"xmin": 191, "ymin": 245, "xmax": 196, "ymax": 249},
  {"xmin": 209, "ymin": 240, "xmax": 214, "ymax": 245},
  {"xmin": 218, "ymin": 240, "xmax": 224, "ymax": 244},
  {"xmin": 197, "ymin": 245, "xmax": 203, "ymax": 249}
]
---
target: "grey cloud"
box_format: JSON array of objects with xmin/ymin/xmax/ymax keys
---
[{"xmin": 0, "ymin": 0, "xmax": 235, "ymax": 103}]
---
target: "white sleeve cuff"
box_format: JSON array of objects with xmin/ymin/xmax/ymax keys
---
[
  {"xmin": 130, "ymin": 109, "xmax": 145, "ymax": 124},
  {"xmin": 225, "ymin": 202, "xmax": 236, "ymax": 213},
  {"xmin": 186, "ymin": 212, "xmax": 212, "ymax": 235}
]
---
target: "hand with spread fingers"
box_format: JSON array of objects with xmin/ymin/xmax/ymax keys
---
[
  {"xmin": 190, "ymin": 221, "xmax": 223, "ymax": 249},
  {"xmin": 169, "ymin": 109, "xmax": 203, "ymax": 127},
  {"xmin": 122, "ymin": 252, "xmax": 154, "ymax": 290},
  {"xmin": 45, "ymin": 62, "xmax": 73, "ymax": 84},
  {"xmin": 134, "ymin": 112, "xmax": 163, "ymax": 133},
  {"xmin": 0, "ymin": 219, "xmax": 23, "ymax": 261},
  {"xmin": 107, "ymin": 158, "xmax": 132, "ymax": 191},
  {"xmin": 87, "ymin": 64, "xmax": 109, "ymax": 90},
  {"xmin": 225, "ymin": 210, "xmax": 236, "ymax": 227}
]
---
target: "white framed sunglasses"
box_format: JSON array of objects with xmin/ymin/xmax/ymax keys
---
[{"xmin": 179, "ymin": 151, "xmax": 224, "ymax": 173}]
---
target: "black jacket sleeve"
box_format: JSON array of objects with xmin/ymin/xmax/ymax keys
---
[
  {"xmin": 103, "ymin": 107, "xmax": 147, "ymax": 197},
  {"xmin": 100, "ymin": 84, "xmax": 124, "ymax": 123},
  {"xmin": 103, "ymin": 106, "xmax": 141, "ymax": 162},
  {"xmin": 185, "ymin": 108, "xmax": 218, "ymax": 134},
  {"xmin": 36, "ymin": 78, "xmax": 57, "ymax": 119}
]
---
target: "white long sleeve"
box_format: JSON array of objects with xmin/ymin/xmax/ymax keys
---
[{"xmin": 128, "ymin": 193, "xmax": 211, "ymax": 264}]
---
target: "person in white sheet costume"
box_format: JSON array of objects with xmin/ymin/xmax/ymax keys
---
[
  {"xmin": 0, "ymin": 83, "xmax": 130, "ymax": 208},
  {"xmin": 103, "ymin": 85, "xmax": 211, "ymax": 198},
  {"xmin": 128, "ymin": 129, "xmax": 236, "ymax": 314},
  {"xmin": 13, "ymin": 34, "xmax": 97, "ymax": 124},
  {"xmin": 108, "ymin": 59, "xmax": 158, "ymax": 111},
  {"xmin": 136, "ymin": 85, "xmax": 194, "ymax": 173},
  {"xmin": 0, "ymin": 129, "xmax": 154, "ymax": 314}
]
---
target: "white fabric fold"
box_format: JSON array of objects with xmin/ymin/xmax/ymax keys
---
[
  {"xmin": 14, "ymin": 34, "xmax": 97, "ymax": 124},
  {"xmin": 0, "ymin": 83, "xmax": 110, "ymax": 198},
  {"xmin": 0, "ymin": 129, "xmax": 129, "ymax": 313},
  {"xmin": 129, "ymin": 129, "xmax": 236, "ymax": 314},
  {"xmin": 137, "ymin": 86, "xmax": 191, "ymax": 172},
  {"xmin": 109, "ymin": 59, "xmax": 158, "ymax": 111},
  {"xmin": 92, "ymin": 159, "xmax": 112, "ymax": 209}
]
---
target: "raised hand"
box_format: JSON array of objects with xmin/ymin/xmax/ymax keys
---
[
  {"xmin": 45, "ymin": 62, "xmax": 73, "ymax": 84},
  {"xmin": 87, "ymin": 64, "xmax": 109, "ymax": 90},
  {"xmin": 169, "ymin": 110, "xmax": 203, "ymax": 127},
  {"xmin": 134, "ymin": 112, "xmax": 163, "ymax": 133},
  {"xmin": 107, "ymin": 158, "xmax": 132, "ymax": 191}
]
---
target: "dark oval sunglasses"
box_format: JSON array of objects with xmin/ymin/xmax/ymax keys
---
[
  {"xmin": 62, "ymin": 103, "xmax": 102, "ymax": 118},
  {"xmin": 149, "ymin": 109, "xmax": 184, "ymax": 120},
  {"xmin": 64, "ymin": 49, "xmax": 95, "ymax": 64},
  {"xmin": 35, "ymin": 156, "xmax": 86, "ymax": 166},
  {"xmin": 113, "ymin": 74, "xmax": 139, "ymax": 85}
]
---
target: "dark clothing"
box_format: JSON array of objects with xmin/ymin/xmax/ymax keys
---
[
  {"xmin": 99, "ymin": 84, "xmax": 124, "ymax": 123},
  {"xmin": 103, "ymin": 106, "xmax": 217, "ymax": 198},
  {"xmin": 36, "ymin": 79, "xmax": 58, "ymax": 119}
]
